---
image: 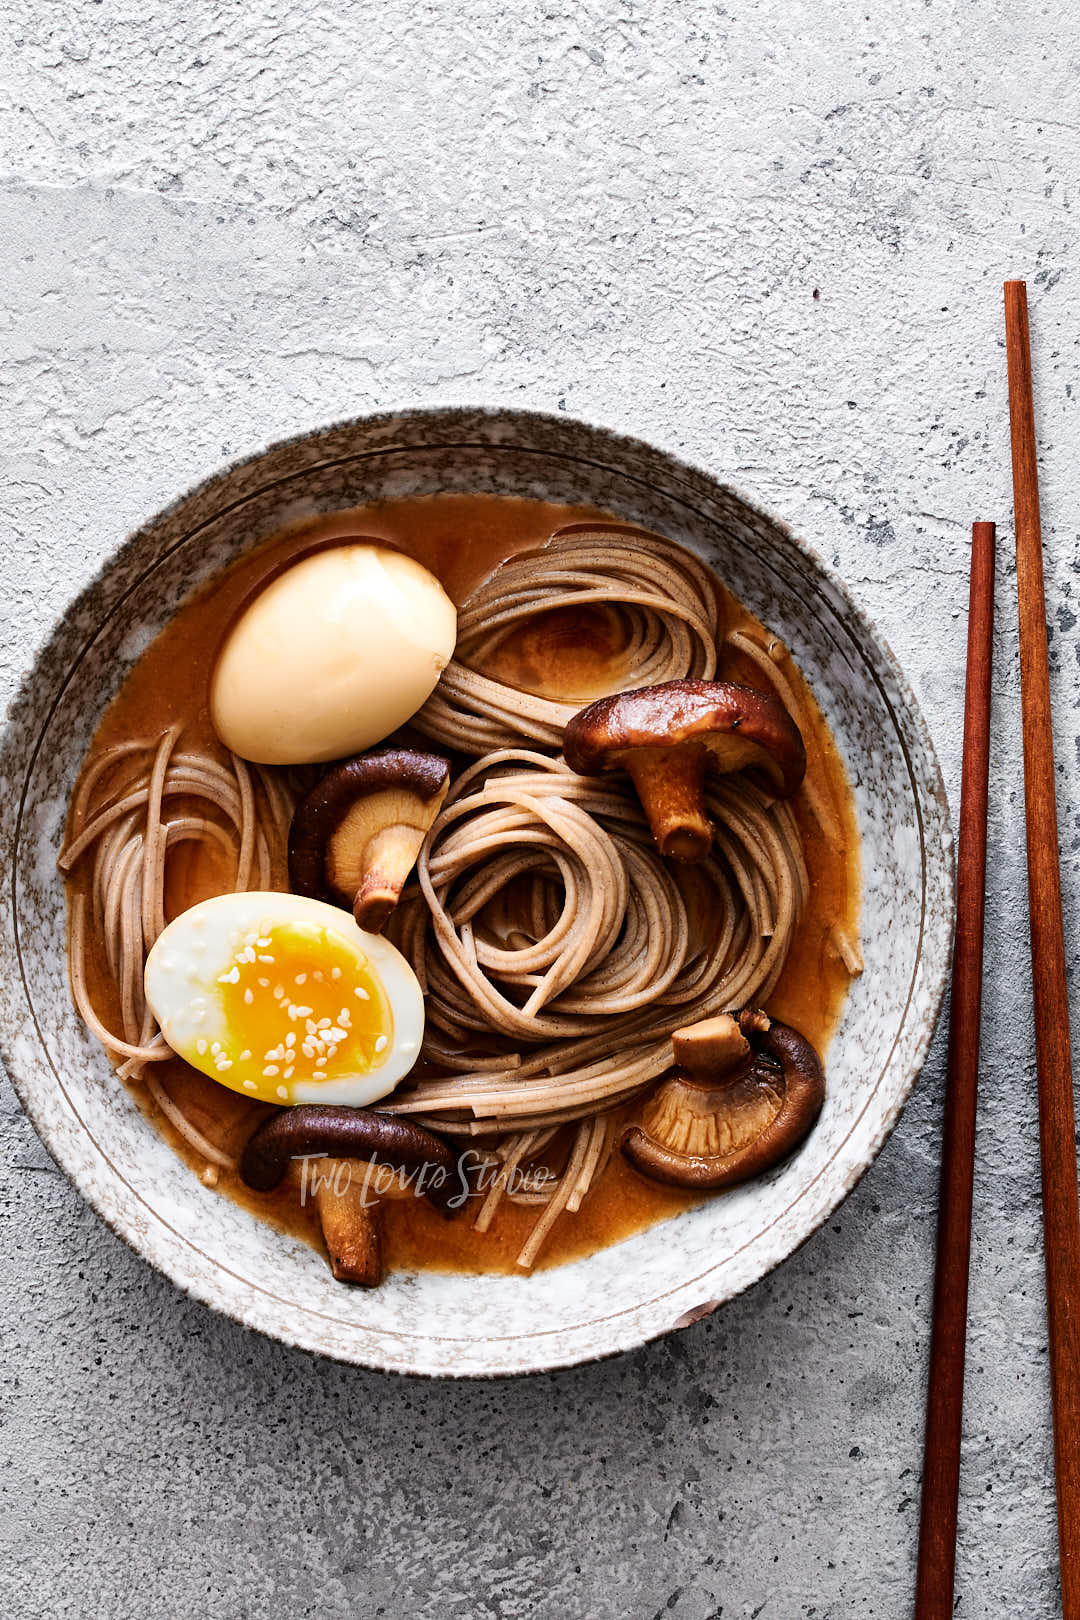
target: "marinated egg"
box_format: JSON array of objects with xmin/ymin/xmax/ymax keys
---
[
  {"xmin": 144, "ymin": 892, "xmax": 423, "ymax": 1107},
  {"xmin": 210, "ymin": 543, "xmax": 457, "ymax": 764}
]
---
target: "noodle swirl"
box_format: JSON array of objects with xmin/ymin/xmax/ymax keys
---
[
  {"xmin": 413, "ymin": 527, "xmax": 722, "ymax": 753},
  {"xmin": 385, "ymin": 750, "xmax": 805, "ymax": 1133}
]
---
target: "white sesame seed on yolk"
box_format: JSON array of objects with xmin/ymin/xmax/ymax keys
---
[{"xmin": 209, "ymin": 920, "xmax": 394, "ymax": 1105}]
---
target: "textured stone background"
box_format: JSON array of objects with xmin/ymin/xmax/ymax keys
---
[{"xmin": 2, "ymin": 3, "xmax": 1079, "ymax": 1616}]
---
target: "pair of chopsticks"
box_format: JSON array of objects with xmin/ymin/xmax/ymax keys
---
[{"xmin": 914, "ymin": 282, "xmax": 1080, "ymax": 1617}]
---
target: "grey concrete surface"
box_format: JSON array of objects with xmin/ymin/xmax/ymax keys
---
[{"xmin": 2, "ymin": 2, "xmax": 1078, "ymax": 1615}]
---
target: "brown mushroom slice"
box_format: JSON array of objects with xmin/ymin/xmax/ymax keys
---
[
  {"xmin": 622, "ymin": 1009, "xmax": 824, "ymax": 1190},
  {"xmin": 289, "ymin": 748, "xmax": 450, "ymax": 932},
  {"xmin": 563, "ymin": 679, "xmax": 805, "ymax": 862},
  {"xmin": 240, "ymin": 1105, "xmax": 464, "ymax": 1214}
]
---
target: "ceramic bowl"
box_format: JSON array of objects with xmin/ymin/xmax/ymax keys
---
[{"xmin": 0, "ymin": 407, "xmax": 953, "ymax": 1376}]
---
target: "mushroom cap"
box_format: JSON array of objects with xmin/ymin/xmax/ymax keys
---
[
  {"xmin": 289, "ymin": 748, "xmax": 450, "ymax": 929},
  {"xmin": 622, "ymin": 1010, "xmax": 824, "ymax": 1190},
  {"xmin": 563, "ymin": 679, "xmax": 806, "ymax": 798},
  {"xmin": 240, "ymin": 1104, "xmax": 465, "ymax": 1213}
]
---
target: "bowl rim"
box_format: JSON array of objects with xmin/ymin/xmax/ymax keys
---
[{"xmin": 0, "ymin": 403, "xmax": 955, "ymax": 1376}]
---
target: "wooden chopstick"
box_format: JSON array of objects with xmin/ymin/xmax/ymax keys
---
[
  {"xmin": 914, "ymin": 521, "xmax": 995, "ymax": 1619},
  {"xmin": 1004, "ymin": 278, "xmax": 1080, "ymax": 1619}
]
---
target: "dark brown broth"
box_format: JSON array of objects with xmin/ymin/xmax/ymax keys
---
[{"xmin": 68, "ymin": 495, "xmax": 860, "ymax": 1276}]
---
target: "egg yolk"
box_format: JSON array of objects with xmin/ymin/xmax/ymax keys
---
[{"xmin": 199, "ymin": 919, "xmax": 393, "ymax": 1104}]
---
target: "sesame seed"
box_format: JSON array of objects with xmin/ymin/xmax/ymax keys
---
[
  {"xmin": 326, "ymin": 1045, "xmax": 338, "ymax": 1059},
  {"xmin": 196, "ymin": 1039, "xmax": 208, "ymax": 1055},
  {"xmin": 313, "ymin": 970, "xmax": 324, "ymax": 982},
  {"xmin": 211, "ymin": 1041, "xmax": 221, "ymax": 1055},
  {"xmin": 283, "ymin": 1065, "xmax": 294, "ymax": 1080},
  {"xmin": 315, "ymin": 1056, "xmax": 326, "ymax": 1067},
  {"xmin": 263, "ymin": 1065, "xmax": 280, "ymax": 1077},
  {"xmin": 243, "ymin": 1079, "xmax": 256, "ymax": 1091},
  {"xmin": 217, "ymin": 966, "xmax": 240, "ymax": 984},
  {"xmin": 374, "ymin": 1035, "xmax": 388, "ymax": 1053},
  {"xmin": 331, "ymin": 967, "xmax": 341, "ymax": 980},
  {"xmin": 286, "ymin": 1033, "xmax": 296, "ymax": 1048},
  {"xmin": 258, "ymin": 978, "xmax": 269, "ymax": 988},
  {"xmin": 216, "ymin": 1058, "xmax": 232, "ymax": 1071},
  {"xmin": 244, "ymin": 988, "xmax": 254, "ymax": 1004},
  {"xmin": 276, "ymin": 1086, "xmax": 288, "ymax": 1100},
  {"xmin": 294, "ymin": 1005, "xmax": 313, "ymax": 1018},
  {"xmin": 238, "ymin": 946, "xmax": 256, "ymax": 964},
  {"xmin": 256, "ymin": 936, "xmax": 272, "ymax": 947},
  {"xmin": 301, "ymin": 1042, "xmax": 315, "ymax": 1058},
  {"xmin": 273, "ymin": 985, "xmax": 285, "ymax": 1000},
  {"xmin": 317, "ymin": 1016, "xmax": 331, "ymax": 1029},
  {"xmin": 354, "ymin": 987, "xmax": 369, "ymax": 1000},
  {"xmin": 294, "ymin": 973, "xmax": 307, "ymax": 985},
  {"xmin": 257, "ymin": 954, "xmax": 275, "ymax": 963},
  {"xmin": 305, "ymin": 1019, "xmax": 317, "ymax": 1035}
]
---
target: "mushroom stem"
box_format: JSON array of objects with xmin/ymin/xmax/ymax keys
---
[
  {"xmin": 353, "ymin": 879, "xmax": 400, "ymax": 934},
  {"xmin": 625, "ymin": 745, "xmax": 711, "ymax": 862},
  {"xmin": 671, "ymin": 1013, "xmax": 750, "ymax": 1080},
  {"xmin": 314, "ymin": 1167, "xmax": 384, "ymax": 1286}
]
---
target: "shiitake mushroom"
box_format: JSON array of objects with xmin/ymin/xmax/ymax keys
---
[
  {"xmin": 288, "ymin": 748, "xmax": 450, "ymax": 932},
  {"xmin": 241, "ymin": 1106, "xmax": 468, "ymax": 1288},
  {"xmin": 563, "ymin": 679, "xmax": 805, "ymax": 862},
  {"xmin": 623, "ymin": 1009, "xmax": 824, "ymax": 1190}
]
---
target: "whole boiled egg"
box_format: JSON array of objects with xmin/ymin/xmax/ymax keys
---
[
  {"xmin": 144, "ymin": 892, "xmax": 423, "ymax": 1107},
  {"xmin": 210, "ymin": 543, "xmax": 457, "ymax": 764}
]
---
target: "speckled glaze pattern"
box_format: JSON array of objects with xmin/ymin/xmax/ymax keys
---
[{"xmin": 0, "ymin": 407, "xmax": 953, "ymax": 1377}]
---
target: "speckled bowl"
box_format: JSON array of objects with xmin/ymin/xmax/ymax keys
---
[{"xmin": 0, "ymin": 407, "xmax": 953, "ymax": 1376}]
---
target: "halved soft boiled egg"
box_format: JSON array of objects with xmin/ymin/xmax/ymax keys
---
[{"xmin": 144, "ymin": 892, "xmax": 423, "ymax": 1107}]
